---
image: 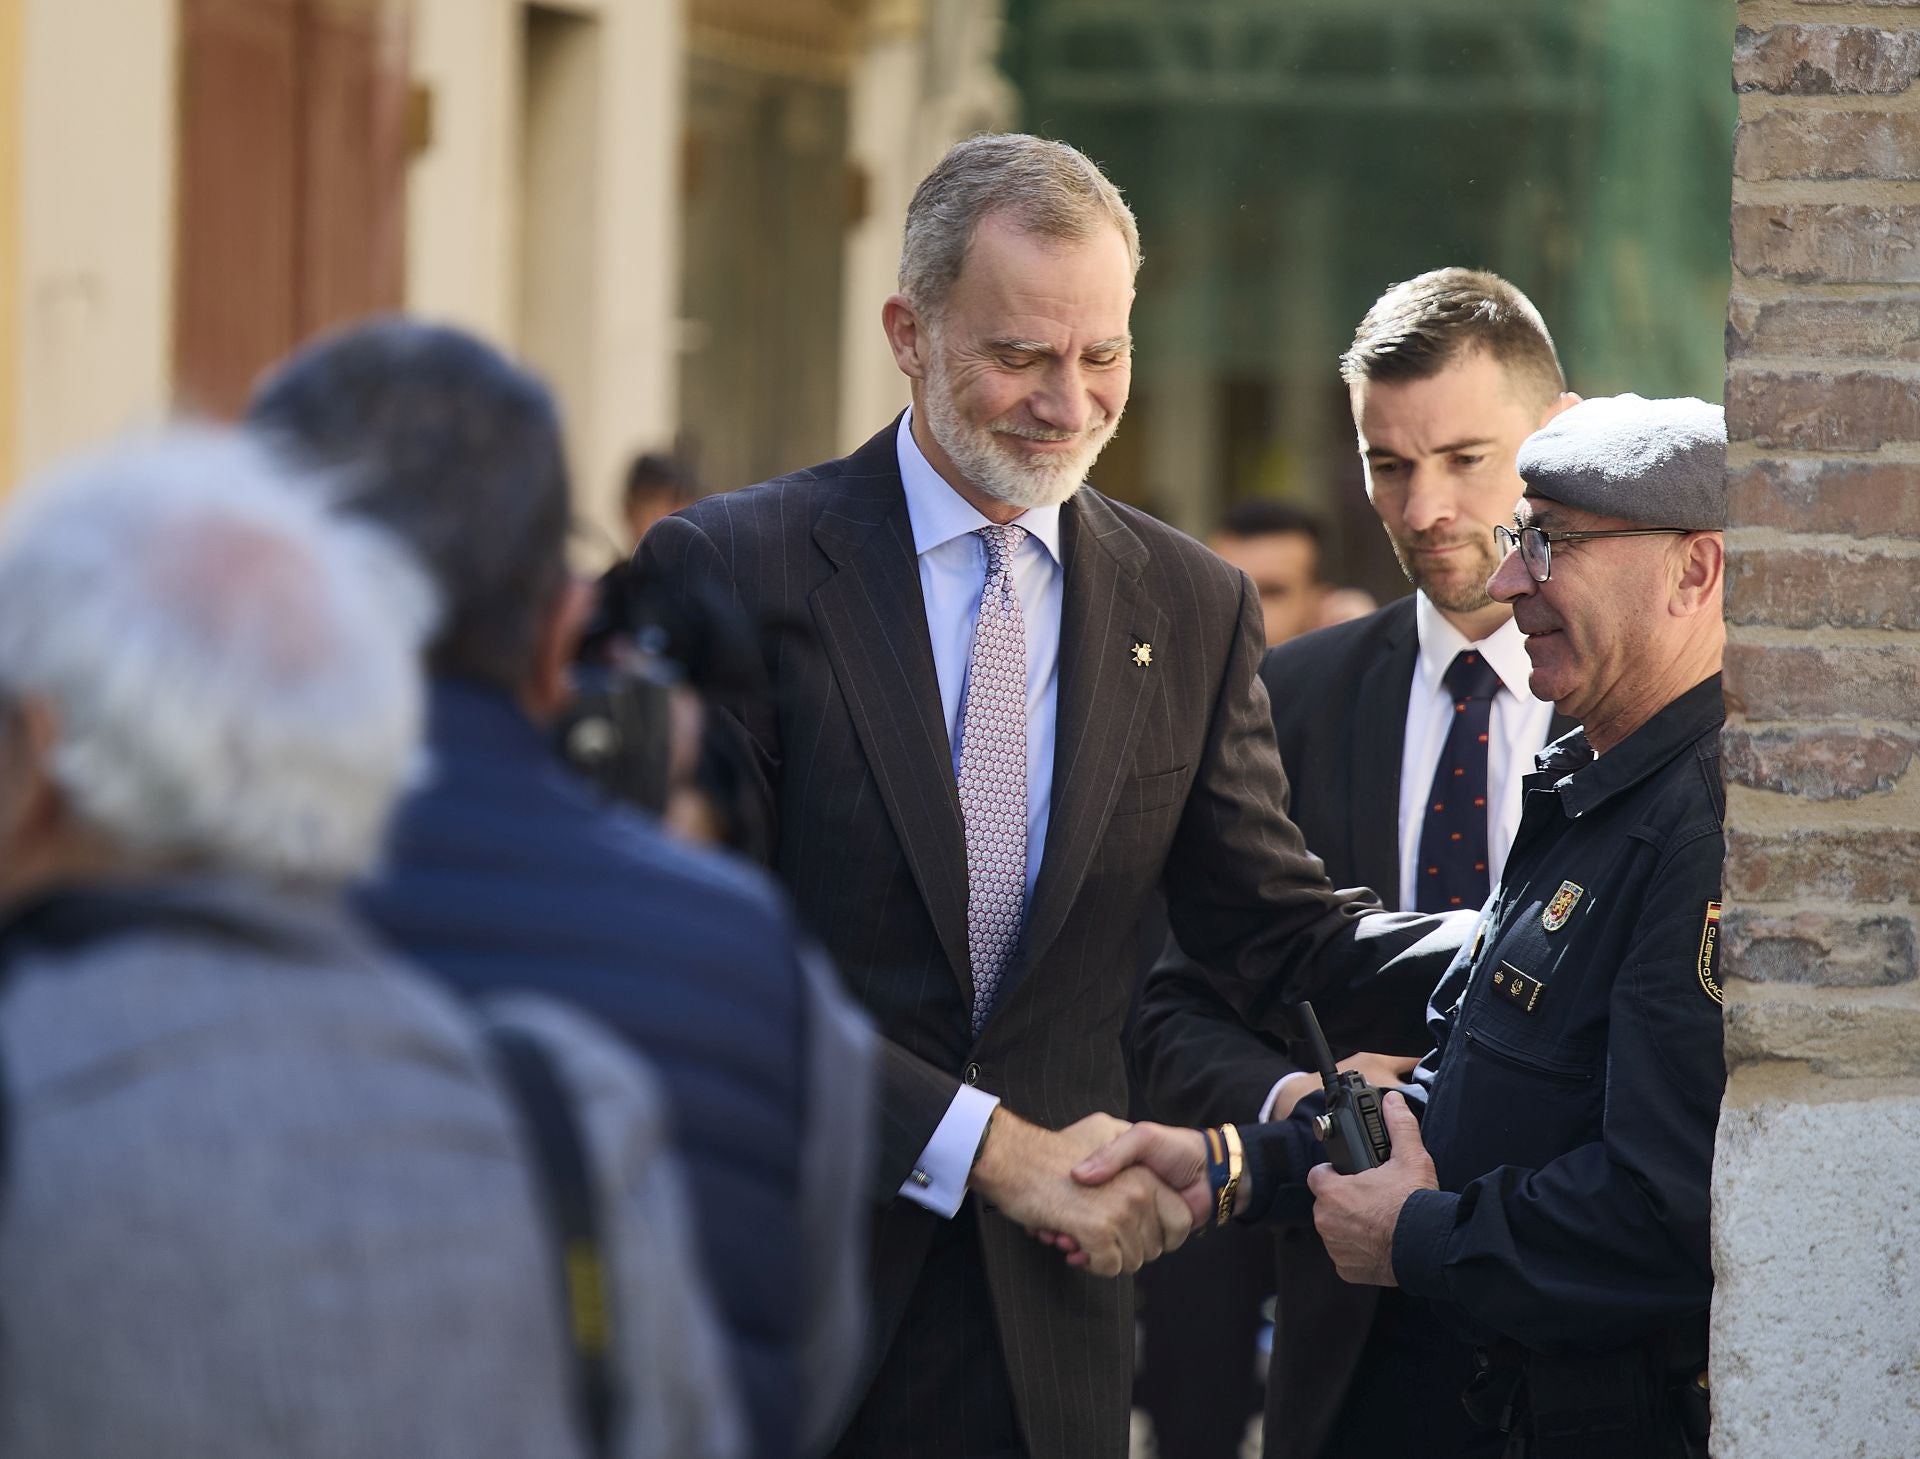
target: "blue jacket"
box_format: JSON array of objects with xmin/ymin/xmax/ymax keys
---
[{"xmin": 358, "ymin": 679, "xmax": 873, "ymax": 1459}]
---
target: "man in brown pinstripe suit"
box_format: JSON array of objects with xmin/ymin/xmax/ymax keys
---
[{"xmin": 642, "ymin": 134, "xmax": 1463, "ymax": 1459}]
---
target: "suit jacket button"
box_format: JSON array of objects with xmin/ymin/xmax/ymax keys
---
[{"xmin": 963, "ymin": 1061, "xmax": 981, "ymax": 1086}]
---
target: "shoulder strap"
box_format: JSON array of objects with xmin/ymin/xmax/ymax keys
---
[{"xmin": 486, "ymin": 1023, "xmax": 618, "ymax": 1459}]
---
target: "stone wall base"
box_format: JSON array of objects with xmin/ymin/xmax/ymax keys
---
[{"xmin": 1712, "ymin": 1087, "xmax": 1920, "ymax": 1458}]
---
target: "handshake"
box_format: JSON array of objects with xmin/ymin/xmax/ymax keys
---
[
  {"xmin": 966, "ymin": 1109, "xmax": 1228, "ymax": 1277},
  {"xmin": 969, "ymin": 1047, "xmax": 1423, "ymax": 1279}
]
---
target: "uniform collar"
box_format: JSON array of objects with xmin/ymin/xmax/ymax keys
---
[
  {"xmin": 1412, "ymin": 592, "xmax": 1537, "ymax": 704},
  {"xmin": 1531, "ymin": 673, "xmax": 1725, "ymax": 819},
  {"xmin": 896, "ymin": 410, "xmax": 1063, "ymax": 566}
]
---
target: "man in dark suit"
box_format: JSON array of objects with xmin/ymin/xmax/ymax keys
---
[
  {"xmin": 1135, "ymin": 269, "xmax": 1581, "ymax": 1459},
  {"xmin": 641, "ymin": 134, "xmax": 1464, "ymax": 1459}
]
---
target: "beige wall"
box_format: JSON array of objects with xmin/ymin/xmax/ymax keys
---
[
  {"xmin": 0, "ymin": 0, "xmax": 20, "ymax": 491},
  {"xmin": 405, "ymin": 0, "xmax": 518, "ymax": 341},
  {"xmin": 407, "ymin": 0, "xmax": 684, "ymax": 548},
  {"xmin": 838, "ymin": 0, "xmax": 1012, "ymax": 450},
  {"xmin": 12, "ymin": 0, "xmax": 176, "ymax": 481}
]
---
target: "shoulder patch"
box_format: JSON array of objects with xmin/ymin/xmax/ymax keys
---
[{"xmin": 1697, "ymin": 901, "xmax": 1723, "ymax": 1005}]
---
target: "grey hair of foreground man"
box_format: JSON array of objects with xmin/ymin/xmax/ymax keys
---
[
  {"xmin": 0, "ymin": 430, "xmax": 434, "ymax": 884},
  {"xmin": 898, "ymin": 131, "xmax": 1143, "ymax": 314}
]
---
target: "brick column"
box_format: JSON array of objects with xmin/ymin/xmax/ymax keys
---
[{"xmin": 1717, "ymin": 4, "xmax": 1920, "ymax": 1454}]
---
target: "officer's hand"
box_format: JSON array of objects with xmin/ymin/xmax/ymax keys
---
[
  {"xmin": 1070, "ymin": 1122, "xmax": 1215, "ymax": 1230},
  {"xmin": 1306, "ymin": 1092, "xmax": 1436, "ymax": 1286}
]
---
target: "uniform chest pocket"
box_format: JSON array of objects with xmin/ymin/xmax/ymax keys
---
[
  {"xmin": 1462, "ymin": 1019, "xmax": 1595, "ymax": 1083},
  {"xmin": 1464, "ymin": 930, "xmax": 1605, "ymax": 1084}
]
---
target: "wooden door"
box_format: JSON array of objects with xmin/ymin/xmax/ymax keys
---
[{"xmin": 174, "ymin": 0, "xmax": 408, "ymax": 419}]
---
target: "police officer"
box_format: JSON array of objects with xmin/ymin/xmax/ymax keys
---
[{"xmin": 1084, "ymin": 393, "xmax": 1729, "ymax": 1458}]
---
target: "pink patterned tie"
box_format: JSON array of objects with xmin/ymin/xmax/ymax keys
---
[{"xmin": 957, "ymin": 523, "xmax": 1029, "ymax": 1036}]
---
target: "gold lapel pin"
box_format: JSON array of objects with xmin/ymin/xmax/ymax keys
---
[{"xmin": 1131, "ymin": 641, "xmax": 1153, "ymax": 667}]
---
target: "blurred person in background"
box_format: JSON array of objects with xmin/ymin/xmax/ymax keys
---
[
  {"xmin": 247, "ymin": 319, "xmax": 876, "ymax": 1459},
  {"xmin": 621, "ymin": 451, "xmax": 698, "ymax": 552},
  {"xmin": 0, "ymin": 430, "xmax": 741, "ymax": 1459},
  {"xmin": 1313, "ymin": 585, "xmax": 1378, "ymax": 630},
  {"xmin": 1207, "ymin": 499, "xmax": 1328, "ymax": 650},
  {"xmin": 573, "ymin": 551, "xmax": 778, "ymax": 859}
]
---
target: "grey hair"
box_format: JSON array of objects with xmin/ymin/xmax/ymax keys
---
[
  {"xmin": 0, "ymin": 428, "xmax": 437, "ymax": 883},
  {"xmin": 898, "ymin": 132, "xmax": 1142, "ymax": 314}
]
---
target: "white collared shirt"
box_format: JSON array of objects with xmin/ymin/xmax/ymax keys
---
[
  {"xmin": 895, "ymin": 411, "xmax": 1064, "ymax": 1217},
  {"xmin": 1394, "ymin": 593, "xmax": 1556, "ymax": 913},
  {"xmin": 895, "ymin": 411, "xmax": 1063, "ymax": 900}
]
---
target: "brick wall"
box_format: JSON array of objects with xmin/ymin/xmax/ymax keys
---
[{"xmin": 1717, "ymin": 3, "xmax": 1920, "ymax": 1454}]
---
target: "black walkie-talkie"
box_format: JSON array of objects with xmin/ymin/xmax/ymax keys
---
[{"xmin": 1296, "ymin": 1002, "xmax": 1393, "ymax": 1174}]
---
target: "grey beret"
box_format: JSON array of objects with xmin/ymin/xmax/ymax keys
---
[{"xmin": 1515, "ymin": 393, "xmax": 1726, "ymax": 531}]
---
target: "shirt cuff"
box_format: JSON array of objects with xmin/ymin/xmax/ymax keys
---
[
  {"xmin": 1258, "ymin": 1070, "xmax": 1319, "ymax": 1123},
  {"xmin": 897, "ymin": 1084, "xmax": 1001, "ymax": 1218},
  {"xmin": 1390, "ymin": 1186, "xmax": 1460, "ymax": 1299}
]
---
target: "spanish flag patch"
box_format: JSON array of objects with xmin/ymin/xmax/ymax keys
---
[{"xmin": 1698, "ymin": 902, "xmax": 1723, "ymax": 1005}]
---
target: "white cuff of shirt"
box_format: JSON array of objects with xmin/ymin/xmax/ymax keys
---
[
  {"xmin": 1258, "ymin": 1071, "xmax": 1320, "ymax": 1124},
  {"xmin": 898, "ymin": 1084, "xmax": 1002, "ymax": 1218}
]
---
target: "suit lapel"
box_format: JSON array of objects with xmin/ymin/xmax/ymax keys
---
[
  {"xmin": 808, "ymin": 434, "xmax": 973, "ymax": 994},
  {"xmin": 1016, "ymin": 491, "xmax": 1165, "ymax": 985},
  {"xmin": 1350, "ymin": 600, "xmax": 1417, "ymax": 908}
]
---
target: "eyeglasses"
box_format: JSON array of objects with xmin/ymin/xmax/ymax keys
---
[{"xmin": 1493, "ymin": 522, "xmax": 1690, "ymax": 583}]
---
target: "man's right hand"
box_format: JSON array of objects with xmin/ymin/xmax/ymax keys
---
[{"xmin": 968, "ymin": 1110, "xmax": 1194, "ymax": 1277}]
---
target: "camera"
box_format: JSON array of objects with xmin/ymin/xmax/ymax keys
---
[{"xmin": 559, "ymin": 557, "xmax": 774, "ymax": 860}]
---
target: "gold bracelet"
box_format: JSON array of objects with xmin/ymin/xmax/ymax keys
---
[{"xmin": 1214, "ymin": 1123, "xmax": 1244, "ymax": 1228}]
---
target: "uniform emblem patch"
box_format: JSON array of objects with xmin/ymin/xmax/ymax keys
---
[
  {"xmin": 1698, "ymin": 901, "xmax": 1723, "ymax": 1005},
  {"xmin": 1541, "ymin": 880, "xmax": 1583, "ymax": 932}
]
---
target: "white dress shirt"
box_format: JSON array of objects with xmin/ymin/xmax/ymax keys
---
[
  {"xmin": 894, "ymin": 411, "xmax": 1065, "ymax": 1217},
  {"xmin": 1395, "ymin": 593, "xmax": 1554, "ymax": 914},
  {"xmin": 1259, "ymin": 593, "xmax": 1556, "ymax": 1121}
]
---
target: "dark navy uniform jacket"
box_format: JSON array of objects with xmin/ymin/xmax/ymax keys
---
[{"xmin": 1241, "ymin": 673, "xmax": 1727, "ymax": 1357}]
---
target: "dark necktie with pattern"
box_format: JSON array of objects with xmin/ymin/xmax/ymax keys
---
[
  {"xmin": 956, "ymin": 523, "xmax": 1029, "ymax": 1036},
  {"xmin": 1415, "ymin": 649, "xmax": 1502, "ymax": 913}
]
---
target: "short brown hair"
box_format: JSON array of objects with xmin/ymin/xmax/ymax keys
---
[
  {"xmin": 1339, "ymin": 267, "xmax": 1565, "ymax": 408},
  {"xmin": 898, "ymin": 133, "xmax": 1141, "ymax": 315}
]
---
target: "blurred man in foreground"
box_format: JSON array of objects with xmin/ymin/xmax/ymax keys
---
[
  {"xmin": 248, "ymin": 321, "xmax": 876, "ymax": 1459},
  {"xmin": 1100, "ymin": 394, "xmax": 1730, "ymax": 1458},
  {"xmin": 0, "ymin": 431, "xmax": 740, "ymax": 1459}
]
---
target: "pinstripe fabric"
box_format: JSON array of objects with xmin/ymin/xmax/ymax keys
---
[{"xmin": 639, "ymin": 420, "xmax": 1461, "ymax": 1459}]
